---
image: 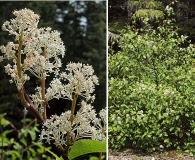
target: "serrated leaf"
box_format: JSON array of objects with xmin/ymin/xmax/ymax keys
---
[{"xmin": 68, "ymin": 139, "xmax": 106, "ymax": 160}]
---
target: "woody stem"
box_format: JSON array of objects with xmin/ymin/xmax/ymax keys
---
[{"xmin": 41, "ymin": 46, "xmax": 47, "ymax": 121}]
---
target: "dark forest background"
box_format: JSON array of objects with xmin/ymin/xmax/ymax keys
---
[
  {"xmin": 0, "ymin": 1, "xmax": 106, "ymax": 123},
  {"xmin": 109, "ymin": 0, "xmax": 195, "ymax": 43}
]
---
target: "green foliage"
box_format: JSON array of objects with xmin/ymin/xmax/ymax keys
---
[
  {"xmin": 37, "ymin": 139, "xmax": 106, "ymax": 160},
  {"xmin": 108, "ymin": 23, "xmax": 195, "ymax": 154},
  {"xmin": 127, "ymin": 0, "xmax": 165, "ymax": 28},
  {"xmin": 42, "ymin": 147, "xmax": 63, "ymax": 160},
  {"xmin": 108, "ymin": 17, "xmax": 129, "ymax": 33},
  {"xmin": 129, "ymin": 0, "xmax": 163, "ymax": 10},
  {"xmin": 69, "ymin": 139, "xmax": 106, "ymax": 160},
  {"xmin": 0, "ymin": 114, "xmax": 51, "ymax": 160},
  {"xmin": 132, "ymin": 9, "xmax": 164, "ymax": 21}
]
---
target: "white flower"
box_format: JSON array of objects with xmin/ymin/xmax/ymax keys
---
[
  {"xmin": 165, "ymin": 5, "xmax": 172, "ymax": 12},
  {"xmin": 40, "ymin": 101, "xmax": 106, "ymax": 146},
  {"xmin": 46, "ymin": 62, "xmax": 99, "ymax": 102},
  {"xmin": 137, "ymin": 110, "xmax": 144, "ymax": 119},
  {"xmin": 0, "ymin": 42, "xmax": 18, "ymax": 60},
  {"xmin": 2, "ymin": 8, "xmax": 40, "ymax": 40},
  {"xmin": 99, "ymin": 108, "xmax": 106, "ymax": 123},
  {"xmin": 40, "ymin": 113, "xmax": 71, "ymax": 146},
  {"xmin": 4, "ymin": 63, "xmax": 29, "ymax": 90},
  {"xmin": 164, "ymin": 88, "xmax": 175, "ymax": 96},
  {"xmin": 1, "ymin": 8, "xmax": 65, "ymax": 91},
  {"xmin": 1, "ymin": 8, "xmax": 65, "ymax": 88},
  {"xmin": 30, "ymin": 86, "xmax": 44, "ymax": 113},
  {"xmin": 23, "ymin": 27, "xmax": 65, "ymax": 78},
  {"xmin": 59, "ymin": 62, "xmax": 99, "ymax": 101},
  {"xmin": 46, "ymin": 78, "xmax": 64, "ymax": 101}
]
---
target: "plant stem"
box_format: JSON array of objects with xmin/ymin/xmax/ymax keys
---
[
  {"xmin": 17, "ymin": 31, "xmax": 23, "ymax": 79},
  {"xmin": 41, "ymin": 77, "xmax": 47, "ymax": 120},
  {"xmin": 41, "ymin": 46, "xmax": 47, "ymax": 121},
  {"xmin": 57, "ymin": 145, "xmax": 70, "ymax": 160},
  {"xmin": 99, "ymin": 152, "xmax": 102, "ymax": 160},
  {"xmin": 17, "ymin": 31, "xmax": 29, "ymax": 108},
  {"xmin": 22, "ymin": 89, "xmax": 44, "ymax": 123},
  {"xmin": 70, "ymin": 93, "xmax": 78, "ymax": 124},
  {"xmin": 63, "ymin": 92, "xmax": 79, "ymax": 159},
  {"xmin": 17, "ymin": 31, "xmax": 44, "ymax": 124}
]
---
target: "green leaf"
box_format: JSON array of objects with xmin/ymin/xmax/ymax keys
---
[
  {"xmin": 1, "ymin": 129, "xmax": 13, "ymax": 137},
  {"xmin": 20, "ymin": 138, "xmax": 27, "ymax": 147},
  {"xmin": 0, "ymin": 118, "xmax": 10, "ymax": 127},
  {"xmin": 164, "ymin": 138, "xmax": 169, "ymax": 143},
  {"xmin": 6, "ymin": 150, "xmax": 20, "ymax": 159},
  {"xmin": 29, "ymin": 130, "xmax": 36, "ymax": 141},
  {"xmin": 13, "ymin": 142, "xmax": 23, "ymax": 150},
  {"xmin": 44, "ymin": 148, "xmax": 63, "ymax": 160},
  {"xmin": 68, "ymin": 139, "xmax": 106, "ymax": 160},
  {"xmin": 33, "ymin": 142, "xmax": 52, "ymax": 154},
  {"xmin": 29, "ymin": 147, "xmax": 36, "ymax": 156},
  {"xmin": 179, "ymin": 133, "xmax": 183, "ymax": 138},
  {"xmin": 10, "ymin": 138, "xmax": 14, "ymax": 143},
  {"xmin": 0, "ymin": 141, "xmax": 9, "ymax": 147},
  {"xmin": 21, "ymin": 118, "xmax": 31, "ymax": 124}
]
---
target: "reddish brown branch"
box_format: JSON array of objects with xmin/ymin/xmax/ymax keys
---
[
  {"xmin": 57, "ymin": 145, "xmax": 70, "ymax": 160},
  {"xmin": 18, "ymin": 87, "xmax": 44, "ymax": 124},
  {"xmin": 23, "ymin": 92, "xmax": 44, "ymax": 124}
]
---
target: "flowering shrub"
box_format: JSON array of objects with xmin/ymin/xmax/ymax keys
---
[
  {"xmin": 108, "ymin": 20, "xmax": 195, "ymax": 154},
  {"xmin": 0, "ymin": 8, "xmax": 106, "ymax": 160}
]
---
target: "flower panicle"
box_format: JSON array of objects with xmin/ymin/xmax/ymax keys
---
[
  {"xmin": 1, "ymin": 8, "xmax": 65, "ymax": 90},
  {"xmin": 1, "ymin": 8, "xmax": 106, "ymax": 152},
  {"xmin": 39, "ymin": 101, "xmax": 106, "ymax": 147},
  {"xmin": 2, "ymin": 8, "xmax": 40, "ymax": 39}
]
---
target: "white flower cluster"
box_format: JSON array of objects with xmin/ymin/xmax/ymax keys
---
[
  {"xmin": 137, "ymin": 110, "xmax": 144, "ymax": 119},
  {"xmin": 0, "ymin": 42, "xmax": 18, "ymax": 60},
  {"xmin": 163, "ymin": 87, "xmax": 176, "ymax": 96},
  {"xmin": 0, "ymin": 8, "xmax": 65, "ymax": 88},
  {"xmin": 135, "ymin": 82, "xmax": 156, "ymax": 91},
  {"xmin": 99, "ymin": 108, "xmax": 106, "ymax": 123},
  {"xmin": 40, "ymin": 101, "xmax": 106, "ymax": 146},
  {"xmin": 30, "ymin": 86, "xmax": 44, "ymax": 113},
  {"xmin": 1, "ymin": 8, "xmax": 106, "ymax": 149},
  {"xmin": 23, "ymin": 27, "xmax": 65, "ymax": 78},
  {"xmin": 2, "ymin": 8, "xmax": 39, "ymax": 40},
  {"xmin": 165, "ymin": 5, "xmax": 173, "ymax": 12},
  {"xmin": 165, "ymin": 4, "xmax": 174, "ymax": 16},
  {"xmin": 46, "ymin": 62, "xmax": 99, "ymax": 101},
  {"xmin": 4, "ymin": 63, "xmax": 30, "ymax": 90}
]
